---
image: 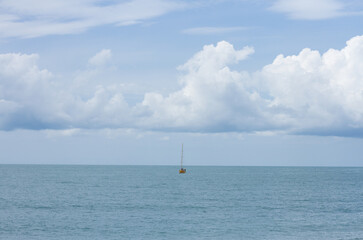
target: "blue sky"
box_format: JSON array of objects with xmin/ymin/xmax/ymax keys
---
[{"xmin": 1, "ymin": 0, "xmax": 363, "ymax": 166}]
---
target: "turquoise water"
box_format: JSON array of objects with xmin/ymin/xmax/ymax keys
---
[{"xmin": 0, "ymin": 165, "xmax": 362, "ymax": 239}]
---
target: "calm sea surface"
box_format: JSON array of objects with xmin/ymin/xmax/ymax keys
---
[{"xmin": 0, "ymin": 165, "xmax": 362, "ymax": 240}]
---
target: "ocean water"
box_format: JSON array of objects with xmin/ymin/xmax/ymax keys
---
[{"xmin": 0, "ymin": 165, "xmax": 362, "ymax": 240}]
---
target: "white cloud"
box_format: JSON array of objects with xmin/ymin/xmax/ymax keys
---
[
  {"xmin": 160, "ymin": 136, "xmax": 170, "ymax": 141},
  {"xmin": 0, "ymin": 53, "xmax": 62, "ymax": 129},
  {"xmin": 0, "ymin": 51, "xmax": 130, "ymax": 130},
  {"xmin": 45, "ymin": 128, "xmax": 80, "ymax": 137},
  {"xmin": 0, "ymin": 0, "xmax": 187, "ymax": 38},
  {"xmin": 182, "ymin": 26, "xmax": 248, "ymax": 35},
  {"xmin": 270, "ymin": 0, "xmax": 344, "ymax": 20},
  {"xmin": 138, "ymin": 41, "xmax": 259, "ymax": 131},
  {"xmin": 88, "ymin": 49, "xmax": 112, "ymax": 66},
  {"xmin": 2, "ymin": 35, "xmax": 363, "ymax": 137},
  {"xmin": 137, "ymin": 35, "xmax": 363, "ymax": 136},
  {"xmin": 258, "ymin": 35, "xmax": 363, "ymax": 135}
]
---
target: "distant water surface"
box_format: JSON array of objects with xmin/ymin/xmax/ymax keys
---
[{"xmin": 0, "ymin": 165, "xmax": 362, "ymax": 240}]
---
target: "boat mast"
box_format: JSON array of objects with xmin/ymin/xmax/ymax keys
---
[{"xmin": 181, "ymin": 144, "xmax": 183, "ymax": 169}]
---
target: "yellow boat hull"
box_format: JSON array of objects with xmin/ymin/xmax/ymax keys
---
[{"xmin": 179, "ymin": 169, "xmax": 186, "ymax": 174}]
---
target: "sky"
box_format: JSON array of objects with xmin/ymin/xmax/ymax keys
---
[{"xmin": 1, "ymin": 0, "xmax": 363, "ymax": 166}]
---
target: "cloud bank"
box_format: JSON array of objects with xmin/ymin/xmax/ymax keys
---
[{"xmin": 1, "ymin": 35, "xmax": 363, "ymax": 137}]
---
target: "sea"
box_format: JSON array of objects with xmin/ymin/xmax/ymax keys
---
[{"xmin": 0, "ymin": 165, "xmax": 362, "ymax": 240}]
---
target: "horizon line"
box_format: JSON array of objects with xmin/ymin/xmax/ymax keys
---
[{"xmin": 1, "ymin": 163, "xmax": 362, "ymax": 168}]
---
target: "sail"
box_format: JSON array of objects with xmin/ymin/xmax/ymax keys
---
[
  {"xmin": 179, "ymin": 144, "xmax": 186, "ymax": 173},
  {"xmin": 181, "ymin": 144, "xmax": 183, "ymax": 169}
]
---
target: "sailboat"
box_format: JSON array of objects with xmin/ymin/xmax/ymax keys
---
[{"xmin": 179, "ymin": 144, "xmax": 186, "ymax": 174}]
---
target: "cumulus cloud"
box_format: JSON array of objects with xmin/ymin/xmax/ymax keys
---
[
  {"xmin": 0, "ymin": 0, "xmax": 187, "ymax": 38},
  {"xmin": 0, "ymin": 53, "xmax": 61, "ymax": 129},
  {"xmin": 0, "ymin": 51, "xmax": 130, "ymax": 130},
  {"xmin": 2, "ymin": 35, "xmax": 363, "ymax": 137},
  {"xmin": 138, "ymin": 41, "xmax": 262, "ymax": 132},
  {"xmin": 137, "ymin": 35, "xmax": 363, "ymax": 136},
  {"xmin": 258, "ymin": 35, "xmax": 363, "ymax": 135},
  {"xmin": 270, "ymin": 0, "xmax": 344, "ymax": 20}
]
